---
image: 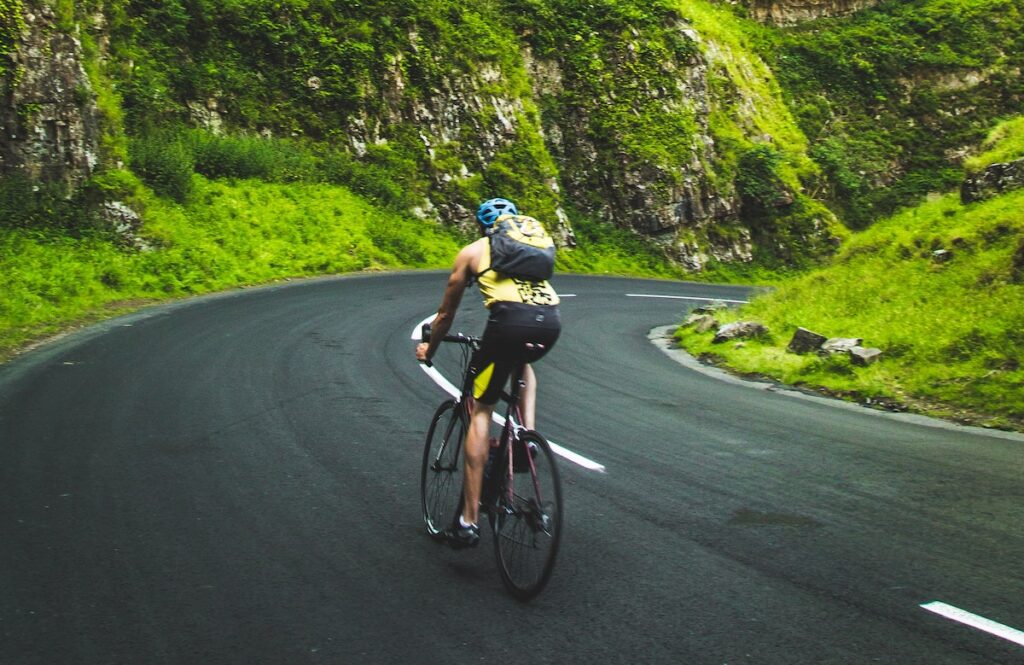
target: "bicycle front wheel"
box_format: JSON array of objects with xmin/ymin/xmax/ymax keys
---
[
  {"xmin": 492, "ymin": 430, "xmax": 563, "ymax": 600},
  {"xmin": 420, "ymin": 399, "xmax": 467, "ymax": 540}
]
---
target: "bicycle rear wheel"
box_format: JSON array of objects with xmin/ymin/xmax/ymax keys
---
[
  {"xmin": 492, "ymin": 430, "xmax": 563, "ymax": 600},
  {"xmin": 420, "ymin": 399, "xmax": 467, "ymax": 540}
]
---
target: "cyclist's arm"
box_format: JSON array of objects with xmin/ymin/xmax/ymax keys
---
[{"xmin": 417, "ymin": 241, "xmax": 481, "ymax": 362}]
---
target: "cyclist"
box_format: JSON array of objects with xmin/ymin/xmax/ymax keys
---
[{"xmin": 416, "ymin": 198, "xmax": 561, "ymax": 549}]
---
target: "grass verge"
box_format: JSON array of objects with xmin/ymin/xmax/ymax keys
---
[
  {"xmin": 675, "ymin": 189, "xmax": 1024, "ymax": 432},
  {"xmin": 0, "ymin": 176, "xmax": 686, "ymax": 363},
  {"xmin": 0, "ymin": 176, "xmax": 463, "ymax": 361}
]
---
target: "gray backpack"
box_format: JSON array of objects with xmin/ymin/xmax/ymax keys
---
[{"xmin": 486, "ymin": 215, "xmax": 556, "ymax": 281}]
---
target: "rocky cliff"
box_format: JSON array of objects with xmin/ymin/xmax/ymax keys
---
[
  {"xmin": 0, "ymin": 2, "xmax": 98, "ymax": 191},
  {"xmin": 520, "ymin": 21, "xmax": 761, "ymax": 269},
  {"xmin": 738, "ymin": 0, "xmax": 880, "ymax": 25},
  {"xmin": 1, "ymin": 1, "xmax": 843, "ymax": 270},
  {"xmin": 329, "ymin": 13, "xmax": 771, "ymax": 268}
]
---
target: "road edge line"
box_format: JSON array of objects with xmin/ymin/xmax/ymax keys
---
[
  {"xmin": 921, "ymin": 601, "xmax": 1024, "ymax": 647},
  {"xmin": 648, "ymin": 325, "xmax": 1024, "ymax": 443}
]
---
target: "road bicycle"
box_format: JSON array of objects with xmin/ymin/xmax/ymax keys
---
[{"xmin": 419, "ymin": 325, "xmax": 563, "ymax": 600}]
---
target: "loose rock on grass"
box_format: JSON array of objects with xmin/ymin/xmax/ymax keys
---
[{"xmin": 713, "ymin": 321, "xmax": 767, "ymax": 344}]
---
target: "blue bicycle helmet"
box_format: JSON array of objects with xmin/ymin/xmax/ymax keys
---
[{"xmin": 476, "ymin": 198, "xmax": 518, "ymax": 227}]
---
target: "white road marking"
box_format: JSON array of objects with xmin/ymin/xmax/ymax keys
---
[
  {"xmin": 626, "ymin": 293, "xmax": 749, "ymax": 304},
  {"xmin": 921, "ymin": 601, "xmax": 1024, "ymax": 647},
  {"xmin": 410, "ymin": 315, "xmax": 606, "ymax": 473}
]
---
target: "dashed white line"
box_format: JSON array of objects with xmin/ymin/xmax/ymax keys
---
[
  {"xmin": 921, "ymin": 601, "xmax": 1024, "ymax": 647},
  {"xmin": 410, "ymin": 315, "xmax": 606, "ymax": 473},
  {"xmin": 626, "ymin": 293, "xmax": 749, "ymax": 304}
]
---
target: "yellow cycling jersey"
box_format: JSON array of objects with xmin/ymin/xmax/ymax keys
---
[{"xmin": 477, "ymin": 240, "xmax": 560, "ymax": 308}]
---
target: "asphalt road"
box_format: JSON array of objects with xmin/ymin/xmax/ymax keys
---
[{"xmin": 1, "ymin": 272, "xmax": 1021, "ymax": 664}]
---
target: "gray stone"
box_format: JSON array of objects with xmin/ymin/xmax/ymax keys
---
[
  {"xmin": 961, "ymin": 159, "xmax": 1024, "ymax": 203},
  {"xmin": 0, "ymin": 5, "xmax": 100, "ymax": 192},
  {"xmin": 713, "ymin": 321, "xmax": 767, "ymax": 344},
  {"xmin": 683, "ymin": 312, "xmax": 719, "ymax": 333},
  {"xmin": 932, "ymin": 249, "xmax": 953, "ymax": 263},
  {"xmin": 821, "ymin": 337, "xmax": 862, "ymax": 354},
  {"xmin": 787, "ymin": 327, "xmax": 827, "ymax": 354},
  {"xmin": 742, "ymin": 0, "xmax": 881, "ymax": 26},
  {"xmin": 696, "ymin": 317, "xmax": 719, "ymax": 334},
  {"xmin": 100, "ymin": 201, "xmax": 151, "ymax": 251},
  {"xmin": 849, "ymin": 346, "xmax": 883, "ymax": 366}
]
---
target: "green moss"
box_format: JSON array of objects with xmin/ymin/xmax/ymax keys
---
[
  {"xmin": 754, "ymin": 0, "xmax": 1024, "ymax": 227},
  {"xmin": 672, "ymin": 1, "xmax": 816, "ymax": 182},
  {"xmin": 478, "ymin": 115, "xmax": 561, "ymax": 218},
  {"xmin": 0, "ymin": 0, "xmax": 24, "ymax": 81},
  {"xmin": 510, "ymin": 0, "xmax": 723, "ymax": 190}
]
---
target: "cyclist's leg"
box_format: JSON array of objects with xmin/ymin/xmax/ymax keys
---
[
  {"xmin": 458, "ymin": 302, "xmax": 560, "ymax": 522},
  {"xmin": 458, "ymin": 328, "xmax": 505, "ymax": 530},
  {"xmin": 520, "ymin": 364, "xmax": 537, "ymax": 430},
  {"xmin": 461, "ymin": 399, "xmax": 494, "ymax": 526}
]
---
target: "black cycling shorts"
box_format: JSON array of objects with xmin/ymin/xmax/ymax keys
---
[{"xmin": 466, "ymin": 302, "xmax": 561, "ymax": 405}]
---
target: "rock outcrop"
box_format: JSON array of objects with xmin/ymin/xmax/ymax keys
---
[
  {"xmin": 0, "ymin": 3, "xmax": 841, "ymax": 271},
  {"xmin": 739, "ymin": 0, "xmax": 881, "ymax": 25},
  {"xmin": 530, "ymin": 23, "xmax": 750, "ymax": 269},
  {"xmin": 713, "ymin": 320, "xmax": 768, "ymax": 343},
  {"xmin": 961, "ymin": 159, "xmax": 1024, "ymax": 203},
  {"xmin": 336, "ymin": 20, "xmax": 766, "ymax": 267},
  {"xmin": 0, "ymin": 3, "xmax": 99, "ymax": 191}
]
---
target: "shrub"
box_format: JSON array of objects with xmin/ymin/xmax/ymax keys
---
[
  {"xmin": 129, "ymin": 131, "xmax": 195, "ymax": 202},
  {"xmin": 736, "ymin": 145, "xmax": 786, "ymax": 211},
  {"xmin": 185, "ymin": 131, "xmax": 317, "ymax": 182}
]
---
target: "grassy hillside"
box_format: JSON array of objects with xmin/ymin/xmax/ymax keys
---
[
  {"xmin": 0, "ymin": 172, "xmax": 683, "ymax": 361},
  {"xmin": 676, "ymin": 117, "xmax": 1024, "ymax": 430},
  {"xmin": 965, "ymin": 116, "xmax": 1024, "ymax": 173},
  {"xmin": 0, "ymin": 176, "xmax": 447, "ymax": 357},
  {"xmin": 4, "ymin": 0, "xmax": 1023, "ymax": 439},
  {"xmin": 751, "ymin": 0, "xmax": 1024, "ymax": 228}
]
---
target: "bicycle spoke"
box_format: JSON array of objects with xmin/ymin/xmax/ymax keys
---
[
  {"xmin": 492, "ymin": 431, "xmax": 562, "ymax": 600},
  {"xmin": 420, "ymin": 400, "xmax": 467, "ymax": 539}
]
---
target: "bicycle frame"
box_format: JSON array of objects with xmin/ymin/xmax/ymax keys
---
[
  {"xmin": 420, "ymin": 322, "xmax": 563, "ymax": 599},
  {"xmin": 423, "ymin": 325, "xmax": 544, "ymax": 516},
  {"xmin": 492, "ymin": 368, "xmax": 545, "ymax": 511}
]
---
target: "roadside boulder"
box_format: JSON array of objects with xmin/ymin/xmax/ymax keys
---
[
  {"xmin": 683, "ymin": 312, "xmax": 719, "ymax": 333},
  {"xmin": 821, "ymin": 337, "xmax": 862, "ymax": 355},
  {"xmin": 849, "ymin": 346, "xmax": 883, "ymax": 366},
  {"xmin": 713, "ymin": 321, "xmax": 767, "ymax": 344},
  {"xmin": 961, "ymin": 159, "xmax": 1024, "ymax": 203},
  {"xmin": 100, "ymin": 201, "xmax": 151, "ymax": 251},
  {"xmin": 787, "ymin": 327, "xmax": 827, "ymax": 354}
]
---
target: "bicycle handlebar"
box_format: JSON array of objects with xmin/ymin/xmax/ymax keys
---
[
  {"xmin": 419, "ymin": 324, "xmax": 479, "ymax": 367},
  {"xmin": 421, "ymin": 323, "xmax": 479, "ymax": 345}
]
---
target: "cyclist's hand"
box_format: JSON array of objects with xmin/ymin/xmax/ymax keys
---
[{"xmin": 415, "ymin": 342, "xmax": 431, "ymax": 364}]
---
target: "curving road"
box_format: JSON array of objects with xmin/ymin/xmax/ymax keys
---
[{"xmin": 1, "ymin": 272, "xmax": 1022, "ymax": 664}]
